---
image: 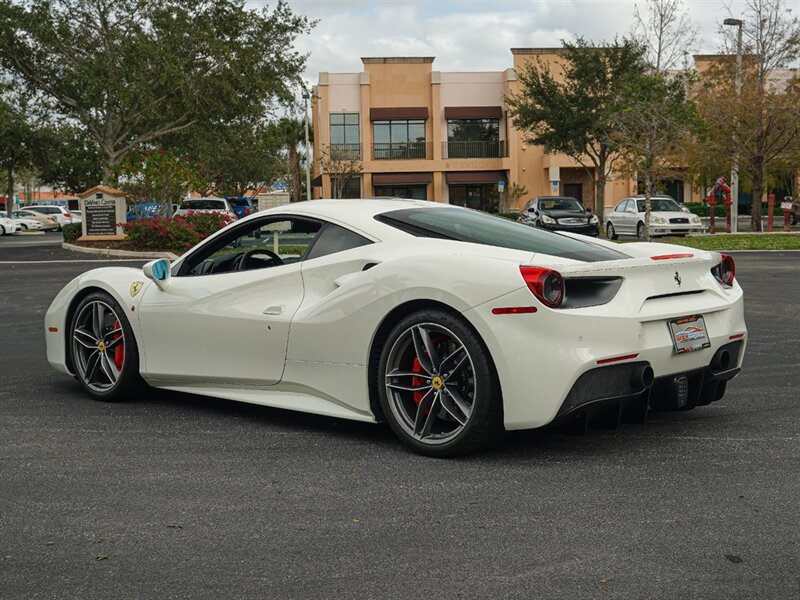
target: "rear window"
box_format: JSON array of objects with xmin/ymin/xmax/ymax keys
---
[
  {"xmin": 31, "ymin": 206, "xmax": 60, "ymax": 214},
  {"xmin": 376, "ymin": 207, "xmax": 627, "ymax": 262},
  {"xmin": 226, "ymin": 198, "xmax": 251, "ymax": 208},
  {"xmin": 183, "ymin": 200, "xmax": 227, "ymax": 210}
]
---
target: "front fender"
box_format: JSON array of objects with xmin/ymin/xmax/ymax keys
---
[{"xmin": 45, "ymin": 267, "xmax": 154, "ymax": 375}]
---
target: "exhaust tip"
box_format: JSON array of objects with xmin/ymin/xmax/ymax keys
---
[
  {"xmin": 711, "ymin": 349, "xmax": 731, "ymax": 372},
  {"xmin": 631, "ymin": 365, "xmax": 655, "ymax": 390}
]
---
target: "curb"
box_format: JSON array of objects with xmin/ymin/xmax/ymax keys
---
[{"xmin": 62, "ymin": 242, "xmax": 179, "ymax": 261}]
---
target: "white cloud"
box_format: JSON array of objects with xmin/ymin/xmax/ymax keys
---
[{"xmin": 264, "ymin": 0, "xmax": 761, "ymax": 84}]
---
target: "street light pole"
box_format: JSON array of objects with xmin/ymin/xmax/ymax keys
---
[
  {"xmin": 724, "ymin": 18, "xmax": 743, "ymax": 233},
  {"xmin": 303, "ymin": 90, "xmax": 312, "ymax": 202}
]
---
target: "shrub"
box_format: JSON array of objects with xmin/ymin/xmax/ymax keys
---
[
  {"xmin": 62, "ymin": 223, "xmax": 82, "ymax": 244},
  {"xmin": 495, "ymin": 211, "xmax": 520, "ymax": 221},
  {"xmin": 122, "ymin": 212, "xmax": 235, "ymax": 252}
]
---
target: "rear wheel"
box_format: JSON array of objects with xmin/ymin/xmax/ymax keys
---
[
  {"xmin": 378, "ymin": 309, "xmax": 504, "ymax": 457},
  {"xmin": 69, "ymin": 291, "xmax": 145, "ymax": 401},
  {"xmin": 606, "ymin": 222, "xmax": 618, "ymax": 240}
]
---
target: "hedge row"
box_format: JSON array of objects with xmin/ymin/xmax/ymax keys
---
[{"xmin": 122, "ymin": 212, "xmax": 236, "ymax": 252}]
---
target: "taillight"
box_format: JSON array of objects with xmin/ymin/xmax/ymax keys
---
[
  {"xmin": 520, "ymin": 266, "xmax": 564, "ymax": 308},
  {"xmin": 719, "ymin": 253, "xmax": 735, "ymax": 286},
  {"xmin": 244, "ymin": 207, "xmax": 250, "ymax": 216}
]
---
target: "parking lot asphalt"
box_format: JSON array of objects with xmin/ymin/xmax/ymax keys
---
[{"xmin": 1, "ymin": 244, "xmax": 798, "ymax": 599}]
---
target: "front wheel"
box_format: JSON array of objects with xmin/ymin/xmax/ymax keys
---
[
  {"xmin": 606, "ymin": 222, "xmax": 618, "ymax": 240},
  {"xmin": 0, "ymin": 225, "xmax": 5, "ymax": 236},
  {"xmin": 637, "ymin": 222, "xmax": 646, "ymax": 240},
  {"xmin": 69, "ymin": 291, "xmax": 145, "ymax": 401},
  {"xmin": 377, "ymin": 309, "xmax": 505, "ymax": 457}
]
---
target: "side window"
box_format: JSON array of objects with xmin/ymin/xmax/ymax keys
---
[
  {"xmin": 616, "ymin": 200, "xmax": 629, "ymax": 212},
  {"xmin": 181, "ymin": 217, "xmax": 321, "ymax": 276},
  {"xmin": 305, "ymin": 223, "xmax": 371, "ymax": 260}
]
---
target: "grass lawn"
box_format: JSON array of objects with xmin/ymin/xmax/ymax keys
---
[{"xmin": 652, "ymin": 234, "xmax": 800, "ymax": 251}]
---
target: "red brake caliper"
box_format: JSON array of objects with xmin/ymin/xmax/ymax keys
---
[
  {"xmin": 112, "ymin": 319, "xmax": 124, "ymax": 370},
  {"xmin": 411, "ymin": 357, "xmax": 426, "ymax": 406}
]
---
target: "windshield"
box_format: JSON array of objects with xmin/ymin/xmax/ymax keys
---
[
  {"xmin": 377, "ymin": 208, "xmax": 627, "ymax": 262},
  {"xmin": 539, "ymin": 198, "xmax": 584, "ymax": 212},
  {"xmin": 636, "ymin": 198, "xmax": 682, "ymax": 212},
  {"xmin": 183, "ymin": 200, "xmax": 226, "ymax": 210},
  {"xmin": 226, "ymin": 198, "xmax": 251, "ymax": 208}
]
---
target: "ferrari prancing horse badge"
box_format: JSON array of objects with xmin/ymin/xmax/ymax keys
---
[{"xmin": 130, "ymin": 281, "xmax": 144, "ymax": 297}]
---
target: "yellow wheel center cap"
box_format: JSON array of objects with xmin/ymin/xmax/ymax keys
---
[
  {"xmin": 431, "ymin": 376, "xmax": 443, "ymax": 390},
  {"xmin": 97, "ymin": 341, "xmax": 106, "ymax": 352}
]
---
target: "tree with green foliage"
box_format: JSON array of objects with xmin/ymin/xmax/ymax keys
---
[
  {"xmin": 610, "ymin": 72, "xmax": 700, "ymax": 239},
  {"xmin": 37, "ymin": 126, "xmax": 104, "ymax": 195},
  {"xmin": 268, "ymin": 117, "xmax": 307, "ymax": 202},
  {"xmin": 113, "ymin": 149, "xmax": 210, "ymax": 217},
  {"xmin": 170, "ymin": 118, "xmax": 283, "ymax": 198},
  {"xmin": 507, "ymin": 38, "xmax": 648, "ymax": 223},
  {"xmin": 0, "ymin": 89, "xmax": 50, "ymax": 217},
  {"xmin": 0, "ymin": 0, "xmax": 313, "ymax": 179}
]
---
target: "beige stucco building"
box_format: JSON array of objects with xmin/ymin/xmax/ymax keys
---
[
  {"xmin": 309, "ymin": 49, "xmax": 759, "ymax": 211},
  {"xmin": 311, "ymin": 50, "xmax": 643, "ymax": 212}
]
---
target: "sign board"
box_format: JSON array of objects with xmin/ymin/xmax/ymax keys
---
[
  {"xmin": 781, "ymin": 201, "xmax": 793, "ymax": 211},
  {"xmin": 84, "ymin": 194, "xmax": 118, "ymax": 236},
  {"xmin": 274, "ymin": 181, "xmax": 289, "ymax": 191},
  {"xmin": 497, "ymin": 180, "xmax": 505, "ymax": 193}
]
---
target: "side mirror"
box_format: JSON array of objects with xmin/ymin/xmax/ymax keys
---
[
  {"xmin": 681, "ymin": 206, "xmax": 690, "ymax": 213},
  {"xmin": 143, "ymin": 258, "xmax": 171, "ymax": 290},
  {"xmin": 585, "ymin": 207, "xmax": 592, "ymax": 213},
  {"xmin": 626, "ymin": 207, "xmax": 636, "ymax": 214}
]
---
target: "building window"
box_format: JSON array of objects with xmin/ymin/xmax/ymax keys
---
[
  {"xmin": 330, "ymin": 175, "xmax": 361, "ymax": 199},
  {"xmin": 330, "ymin": 113, "xmax": 361, "ymax": 159},
  {"xmin": 373, "ymin": 185, "xmax": 427, "ymax": 200},
  {"xmin": 373, "ymin": 120, "xmax": 428, "ymax": 159},
  {"xmin": 446, "ymin": 119, "xmax": 501, "ymax": 158},
  {"xmin": 448, "ymin": 184, "xmax": 500, "ymax": 213}
]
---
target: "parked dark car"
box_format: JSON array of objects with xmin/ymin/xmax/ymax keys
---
[
  {"xmin": 226, "ymin": 196, "xmax": 256, "ymax": 220},
  {"xmin": 518, "ymin": 196, "xmax": 599, "ymax": 237}
]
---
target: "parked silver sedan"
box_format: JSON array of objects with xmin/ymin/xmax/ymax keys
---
[{"xmin": 606, "ymin": 196, "xmax": 703, "ymax": 240}]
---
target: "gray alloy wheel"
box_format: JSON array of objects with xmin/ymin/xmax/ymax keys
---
[
  {"xmin": 69, "ymin": 292, "xmax": 144, "ymax": 401},
  {"xmin": 606, "ymin": 222, "xmax": 618, "ymax": 240},
  {"xmin": 378, "ymin": 310, "xmax": 504, "ymax": 456}
]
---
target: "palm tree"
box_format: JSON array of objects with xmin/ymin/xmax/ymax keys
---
[{"xmin": 268, "ymin": 117, "xmax": 307, "ymax": 202}]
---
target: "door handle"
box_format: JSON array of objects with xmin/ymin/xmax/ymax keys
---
[{"xmin": 263, "ymin": 305, "xmax": 283, "ymax": 315}]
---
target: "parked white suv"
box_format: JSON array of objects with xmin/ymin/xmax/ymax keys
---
[
  {"xmin": 25, "ymin": 205, "xmax": 73, "ymax": 230},
  {"xmin": 175, "ymin": 197, "xmax": 235, "ymax": 218},
  {"xmin": 606, "ymin": 196, "xmax": 703, "ymax": 240}
]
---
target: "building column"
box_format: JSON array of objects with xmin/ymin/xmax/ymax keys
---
[
  {"xmin": 548, "ymin": 166, "xmax": 561, "ymax": 196},
  {"xmin": 432, "ymin": 171, "xmax": 444, "ymax": 202}
]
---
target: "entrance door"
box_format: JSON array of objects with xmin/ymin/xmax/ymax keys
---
[{"xmin": 563, "ymin": 183, "xmax": 583, "ymax": 203}]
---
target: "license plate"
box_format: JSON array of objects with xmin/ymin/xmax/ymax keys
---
[{"xmin": 668, "ymin": 315, "xmax": 711, "ymax": 354}]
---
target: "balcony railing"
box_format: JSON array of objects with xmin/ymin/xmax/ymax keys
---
[
  {"xmin": 327, "ymin": 143, "xmax": 362, "ymax": 160},
  {"xmin": 443, "ymin": 140, "xmax": 506, "ymax": 159},
  {"xmin": 372, "ymin": 142, "xmax": 431, "ymax": 160}
]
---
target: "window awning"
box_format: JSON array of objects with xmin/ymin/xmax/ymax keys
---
[
  {"xmin": 372, "ymin": 172, "xmax": 433, "ymax": 185},
  {"xmin": 311, "ymin": 175, "xmax": 322, "ymax": 188},
  {"xmin": 370, "ymin": 107, "xmax": 429, "ymax": 121},
  {"xmin": 445, "ymin": 171, "xmax": 506, "ymax": 184},
  {"xmin": 444, "ymin": 106, "xmax": 503, "ymax": 119}
]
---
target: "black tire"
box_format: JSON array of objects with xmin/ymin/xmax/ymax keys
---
[
  {"xmin": 606, "ymin": 222, "xmax": 618, "ymax": 240},
  {"xmin": 68, "ymin": 291, "xmax": 146, "ymax": 402},
  {"xmin": 0, "ymin": 225, "xmax": 5, "ymax": 236},
  {"xmin": 377, "ymin": 309, "xmax": 505, "ymax": 457},
  {"xmin": 636, "ymin": 222, "xmax": 646, "ymax": 240}
]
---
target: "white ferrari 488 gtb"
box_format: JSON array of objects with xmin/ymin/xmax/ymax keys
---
[{"xmin": 46, "ymin": 200, "xmax": 746, "ymax": 456}]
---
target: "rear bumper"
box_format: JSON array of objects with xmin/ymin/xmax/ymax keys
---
[
  {"xmin": 551, "ymin": 340, "xmax": 743, "ymax": 429},
  {"xmin": 463, "ymin": 283, "xmax": 746, "ymax": 430}
]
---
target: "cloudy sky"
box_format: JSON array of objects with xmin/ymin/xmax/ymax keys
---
[{"xmin": 270, "ymin": 0, "xmax": 759, "ymax": 85}]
